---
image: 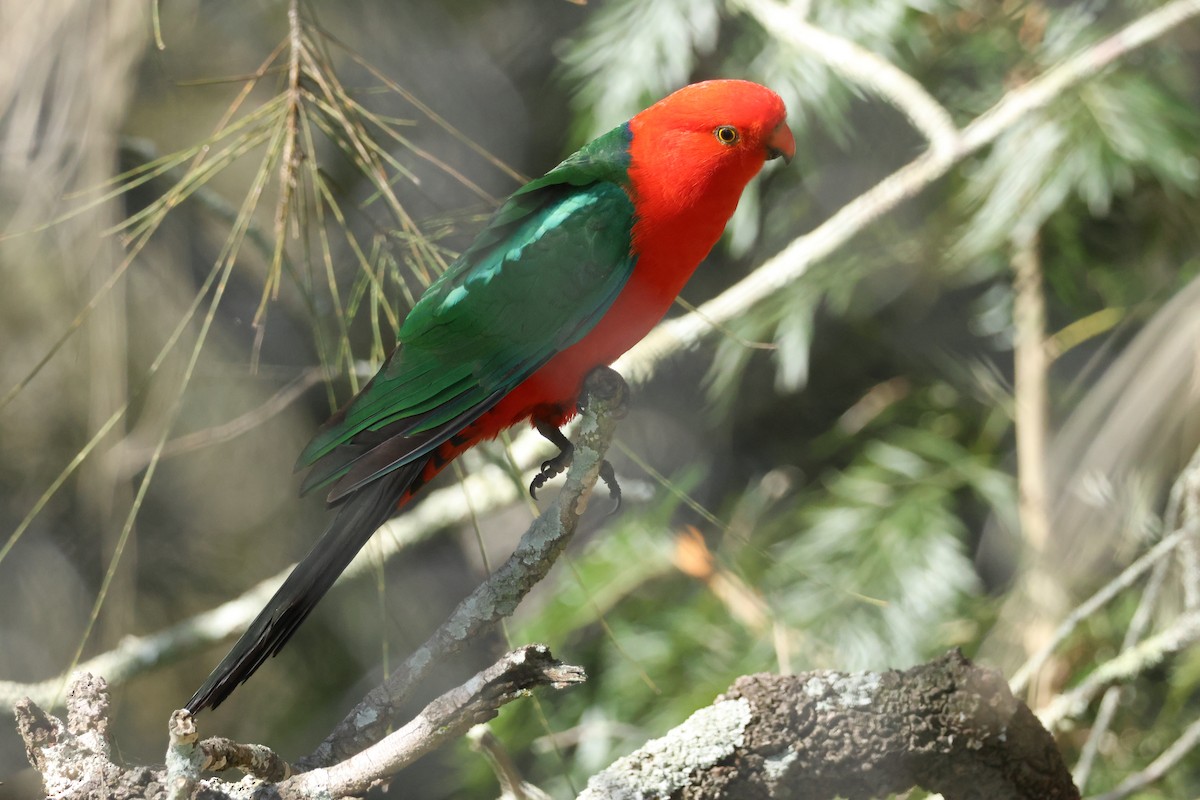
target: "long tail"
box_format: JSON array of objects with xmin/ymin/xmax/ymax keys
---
[{"xmin": 185, "ymin": 461, "xmax": 424, "ymax": 714}]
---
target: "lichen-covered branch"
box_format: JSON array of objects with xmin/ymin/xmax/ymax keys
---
[
  {"xmin": 1039, "ymin": 610, "xmax": 1200, "ymax": 731},
  {"xmin": 579, "ymin": 651, "xmax": 1079, "ymax": 800},
  {"xmin": 17, "ymin": 648, "xmax": 584, "ymax": 800},
  {"xmin": 274, "ymin": 646, "xmax": 584, "ymax": 799},
  {"xmin": 21, "ymin": 652, "xmax": 1079, "ymax": 800},
  {"xmin": 16, "ymin": 675, "xmax": 157, "ymax": 800}
]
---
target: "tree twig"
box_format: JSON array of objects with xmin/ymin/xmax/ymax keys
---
[
  {"xmin": 1012, "ymin": 228, "xmax": 1050, "ymax": 557},
  {"xmin": 733, "ymin": 0, "xmax": 960, "ymax": 153},
  {"xmin": 275, "ymin": 646, "xmax": 583, "ymax": 799},
  {"xmin": 1009, "ymin": 227, "xmax": 1064, "ymax": 705},
  {"xmin": 1088, "ymin": 714, "xmax": 1200, "ymax": 800},
  {"xmin": 1072, "ymin": 555, "xmax": 1170, "ymax": 790},
  {"xmin": 1009, "ymin": 522, "xmax": 1196, "ymax": 696},
  {"xmin": 194, "ymin": 730, "xmax": 292, "ymax": 782},
  {"xmin": 468, "ymin": 724, "xmax": 553, "ymax": 800},
  {"xmin": 1039, "ymin": 610, "xmax": 1200, "ymax": 730}
]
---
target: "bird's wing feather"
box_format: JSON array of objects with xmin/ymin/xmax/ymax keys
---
[{"xmin": 296, "ymin": 125, "xmax": 636, "ymax": 500}]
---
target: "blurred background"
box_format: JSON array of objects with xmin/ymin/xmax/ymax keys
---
[{"xmin": 1, "ymin": 0, "xmax": 1199, "ymax": 797}]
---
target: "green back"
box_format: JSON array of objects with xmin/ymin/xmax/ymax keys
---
[{"xmin": 298, "ymin": 123, "xmax": 636, "ymax": 498}]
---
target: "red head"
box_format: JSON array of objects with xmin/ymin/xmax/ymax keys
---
[{"xmin": 625, "ymin": 79, "xmax": 794, "ymax": 267}]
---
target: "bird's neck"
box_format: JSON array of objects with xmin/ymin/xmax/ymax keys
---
[
  {"xmin": 627, "ymin": 166, "xmax": 757, "ymax": 296},
  {"xmin": 624, "ymin": 121, "xmax": 762, "ymax": 270}
]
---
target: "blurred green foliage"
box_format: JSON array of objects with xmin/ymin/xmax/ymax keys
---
[{"xmin": 2, "ymin": 1, "xmax": 1199, "ymax": 799}]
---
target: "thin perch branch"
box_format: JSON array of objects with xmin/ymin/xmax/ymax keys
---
[
  {"xmin": 275, "ymin": 646, "xmax": 584, "ymax": 799},
  {"xmin": 300, "ymin": 366, "xmax": 628, "ymax": 769}
]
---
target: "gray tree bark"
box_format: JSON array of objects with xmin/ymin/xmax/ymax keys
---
[
  {"xmin": 579, "ymin": 650, "xmax": 1078, "ymax": 800},
  {"xmin": 17, "ymin": 651, "xmax": 1077, "ymax": 800}
]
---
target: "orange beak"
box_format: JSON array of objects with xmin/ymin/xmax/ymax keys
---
[{"xmin": 766, "ymin": 121, "xmax": 795, "ymax": 164}]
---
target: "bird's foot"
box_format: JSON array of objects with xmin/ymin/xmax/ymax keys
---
[
  {"xmin": 530, "ymin": 366, "xmax": 627, "ymax": 512},
  {"xmin": 529, "ymin": 445, "xmax": 621, "ymax": 514},
  {"xmin": 530, "ymin": 432, "xmax": 573, "ymax": 500}
]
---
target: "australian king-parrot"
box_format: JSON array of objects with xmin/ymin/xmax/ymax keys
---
[{"xmin": 186, "ymin": 79, "xmax": 794, "ymax": 713}]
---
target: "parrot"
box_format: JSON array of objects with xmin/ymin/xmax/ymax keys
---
[{"xmin": 185, "ymin": 79, "xmax": 794, "ymax": 713}]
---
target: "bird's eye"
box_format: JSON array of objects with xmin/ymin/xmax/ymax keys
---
[{"xmin": 714, "ymin": 125, "xmax": 739, "ymax": 146}]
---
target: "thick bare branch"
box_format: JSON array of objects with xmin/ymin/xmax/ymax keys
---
[{"xmin": 579, "ymin": 651, "xmax": 1079, "ymax": 800}]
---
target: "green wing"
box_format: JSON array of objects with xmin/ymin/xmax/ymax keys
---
[{"xmin": 298, "ymin": 124, "xmax": 636, "ymax": 501}]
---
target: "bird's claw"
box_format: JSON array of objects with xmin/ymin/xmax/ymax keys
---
[
  {"xmin": 531, "ymin": 368, "xmax": 626, "ymax": 510},
  {"xmin": 529, "ymin": 446, "xmax": 573, "ymax": 500},
  {"xmin": 599, "ymin": 459, "xmax": 622, "ymax": 515},
  {"xmin": 529, "ymin": 451, "xmax": 622, "ymax": 515}
]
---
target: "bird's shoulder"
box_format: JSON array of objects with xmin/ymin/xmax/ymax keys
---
[
  {"xmin": 399, "ymin": 123, "xmax": 636, "ymax": 345},
  {"xmin": 450, "ymin": 121, "xmax": 633, "ymax": 265}
]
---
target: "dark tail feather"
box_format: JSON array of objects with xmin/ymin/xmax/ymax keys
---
[{"xmin": 184, "ymin": 462, "xmax": 423, "ymax": 714}]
